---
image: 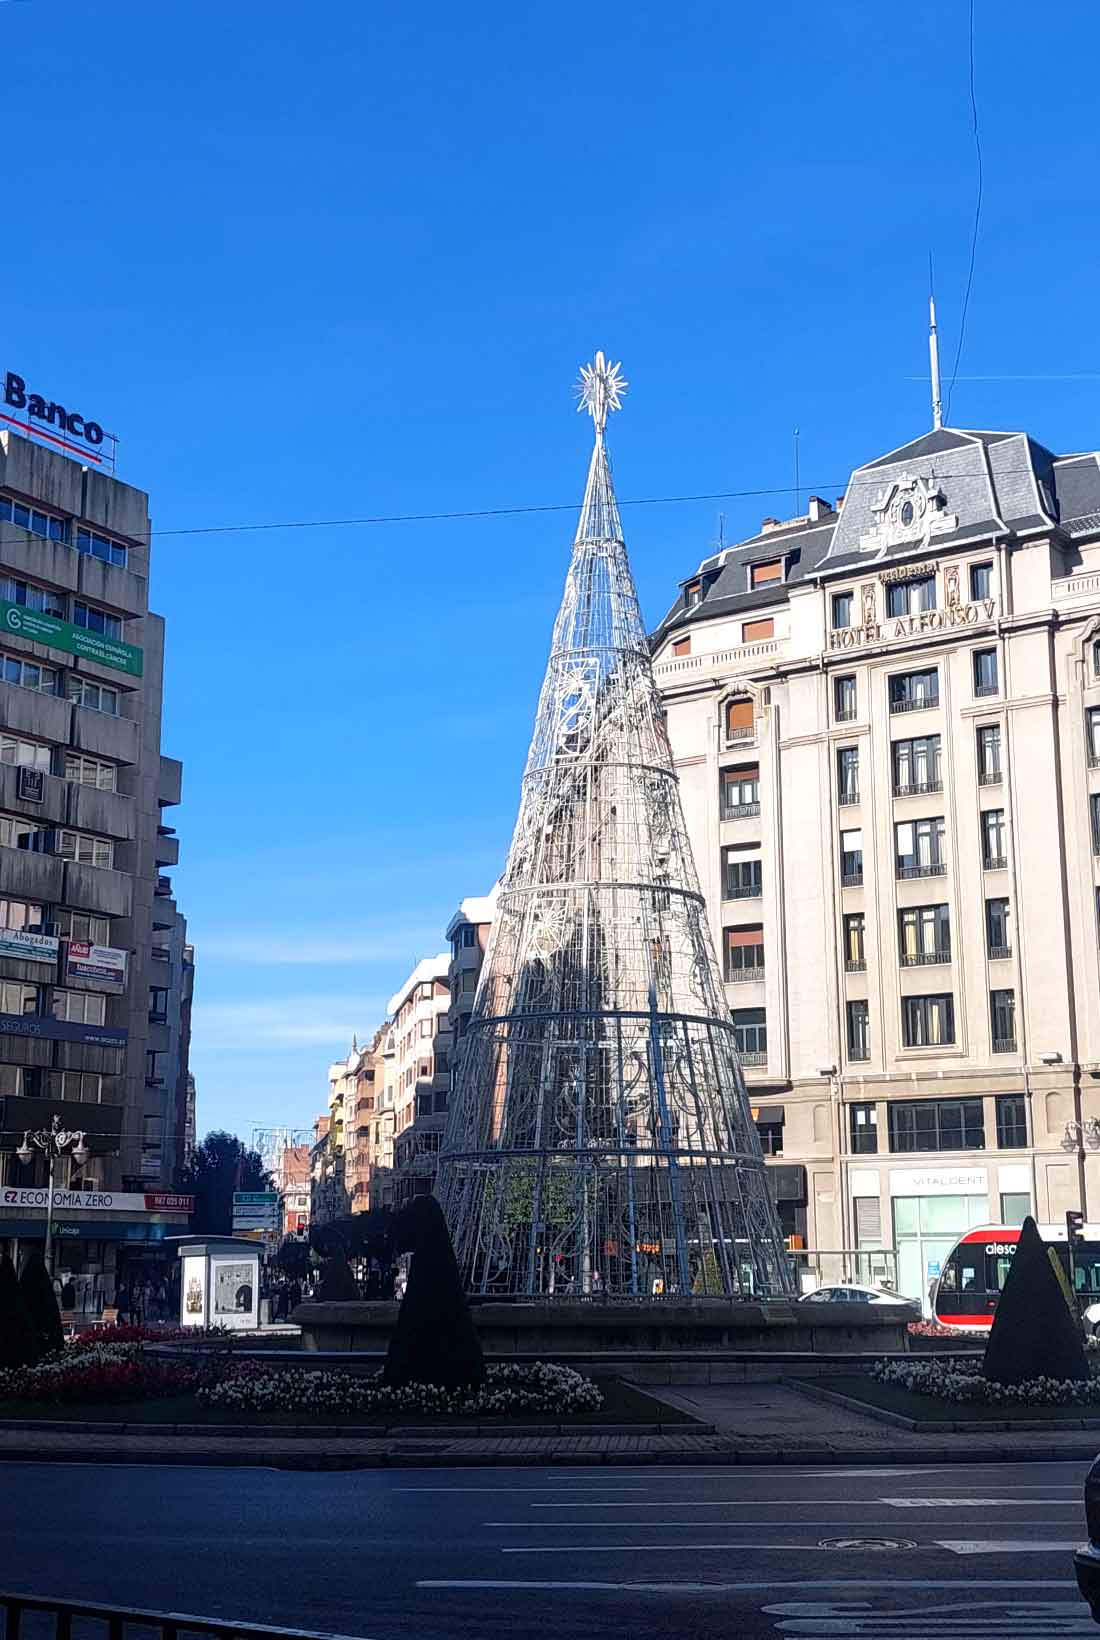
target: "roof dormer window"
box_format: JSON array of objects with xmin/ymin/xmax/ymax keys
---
[
  {"xmin": 685, "ymin": 579, "xmax": 702, "ymax": 610},
  {"xmin": 749, "ymin": 559, "xmax": 784, "ymax": 589}
]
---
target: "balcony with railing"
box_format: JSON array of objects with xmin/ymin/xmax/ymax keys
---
[
  {"xmin": 835, "ymin": 706, "xmax": 857, "ymax": 723},
  {"xmin": 893, "ymin": 779, "xmax": 943, "ymax": 797},
  {"xmin": 845, "ymin": 957, "xmax": 866, "ymax": 972},
  {"xmin": 725, "ymin": 725, "xmax": 755, "ymax": 742},
  {"xmin": 974, "ymin": 682, "xmax": 999, "ymax": 699},
  {"xmin": 739, "ymin": 1050, "xmax": 768, "ymax": 1067},
  {"xmin": 988, "ymin": 944, "xmax": 1013, "ymax": 961},
  {"xmin": 654, "ymin": 634, "xmax": 787, "ymax": 684},
  {"xmin": 725, "ymin": 882, "xmax": 763, "ymax": 900},
  {"xmin": 726, "ymin": 965, "xmax": 765, "ymax": 984},
  {"xmin": 837, "ymin": 788, "xmax": 860, "ymax": 807},
  {"xmin": 900, "ymin": 948, "xmax": 952, "ymax": 967},
  {"xmin": 1090, "ymin": 751, "xmax": 1100, "ymax": 770},
  {"xmin": 890, "ymin": 693, "xmax": 939, "ymax": 715},
  {"xmin": 983, "ymin": 854, "xmax": 1008, "ymax": 871},
  {"xmin": 978, "ymin": 768, "xmax": 1003, "ymax": 786},
  {"xmin": 841, "ymin": 869, "xmax": 864, "ymax": 888},
  {"xmin": 722, "ymin": 802, "xmax": 761, "ymax": 820},
  {"xmin": 992, "ymin": 1036, "xmax": 1018, "ymax": 1054},
  {"xmin": 896, "ymin": 861, "xmax": 947, "ymax": 879}
]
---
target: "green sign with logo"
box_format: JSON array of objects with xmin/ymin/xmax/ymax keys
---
[{"xmin": 0, "ymin": 601, "xmax": 143, "ymax": 677}]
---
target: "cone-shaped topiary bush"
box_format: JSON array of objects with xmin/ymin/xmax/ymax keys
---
[
  {"xmin": 983, "ymin": 1214, "xmax": 1089, "ymax": 1385},
  {"xmin": 19, "ymin": 1252, "xmax": 63, "ymax": 1360},
  {"xmin": 383, "ymin": 1194, "xmax": 484, "ymax": 1390},
  {"xmin": 0, "ymin": 1251, "xmax": 39, "ymax": 1367}
]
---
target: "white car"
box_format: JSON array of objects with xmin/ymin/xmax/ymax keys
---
[{"xmin": 800, "ymin": 1282, "xmax": 921, "ymax": 1318}]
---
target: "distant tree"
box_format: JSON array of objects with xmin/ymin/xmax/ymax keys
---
[
  {"xmin": 274, "ymin": 1238, "xmax": 313, "ymax": 1281},
  {"xmin": 983, "ymin": 1215, "xmax": 1089, "ymax": 1385},
  {"xmin": 314, "ymin": 1254, "xmax": 359, "ymax": 1301},
  {"xmin": 180, "ymin": 1130, "xmax": 270, "ymax": 1236},
  {"xmin": 19, "ymin": 1252, "xmax": 63, "ymax": 1359},
  {"xmin": 0, "ymin": 1251, "xmax": 39, "ymax": 1366},
  {"xmin": 383, "ymin": 1195, "xmax": 484, "ymax": 1390},
  {"xmin": 692, "ymin": 1247, "xmax": 723, "ymax": 1296}
]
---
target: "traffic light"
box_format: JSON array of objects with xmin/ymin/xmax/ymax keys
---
[{"xmin": 1067, "ymin": 1209, "xmax": 1086, "ymax": 1246}]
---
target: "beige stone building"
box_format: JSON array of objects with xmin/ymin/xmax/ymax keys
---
[
  {"xmin": 444, "ymin": 889, "xmax": 496, "ymax": 1092},
  {"xmin": 388, "ymin": 954, "xmax": 451, "ymax": 1206},
  {"xmin": 653, "ymin": 425, "xmax": 1100, "ymax": 1304}
]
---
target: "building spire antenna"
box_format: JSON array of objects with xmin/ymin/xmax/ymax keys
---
[{"xmin": 928, "ymin": 257, "xmax": 944, "ymax": 430}]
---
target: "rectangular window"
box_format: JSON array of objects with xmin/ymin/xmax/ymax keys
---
[
  {"xmin": 888, "ymin": 1096, "xmax": 982, "ymax": 1152},
  {"xmin": 50, "ymin": 989, "xmax": 106, "ymax": 1026},
  {"xmin": 892, "ymin": 734, "xmax": 942, "ymax": 794},
  {"xmin": 983, "ymin": 897, "xmax": 1011, "ymax": 958},
  {"xmin": 0, "ymin": 495, "xmax": 68, "ymax": 544},
  {"xmin": 991, "ymin": 988, "xmax": 1016, "ymax": 1052},
  {"xmin": 970, "ymin": 561, "xmax": 993, "ymax": 601},
  {"xmin": 973, "ymin": 648, "xmax": 999, "ymax": 696},
  {"xmin": 724, "ymin": 698, "xmax": 754, "ymax": 740},
  {"xmin": 750, "ymin": 560, "xmax": 783, "ymax": 588},
  {"xmin": 725, "ymin": 925, "xmax": 764, "ymax": 981},
  {"xmin": 886, "ymin": 574, "xmax": 937, "ymax": 617},
  {"xmin": 834, "ymin": 675, "xmax": 857, "ymax": 722},
  {"xmin": 0, "ymin": 980, "xmax": 38, "ymax": 1016},
  {"xmin": 721, "ymin": 766, "xmax": 759, "ymax": 817},
  {"xmin": 672, "ymin": 636, "xmax": 690, "ymax": 657},
  {"xmin": 146, "ymin": 1049, "xmax": 163, "ymax": 1084},
  {"xmin": 56, "ymin": 830, "xmax": 113, "ymax": 870},
  {"xmin": 844, "ymin": 912, "xmax": 865, "ymax": 969},
  {"xmin": 149, "ymin": 987, "xmax": 169, "ymax": 1022},
  {"xmin": 0, "ymin": 575, "xmax": 64, "ymax": 618},
  {"xmin": 982, "ymin": 808, "xmax": 1007, "ymax": 869},
  {"xmin": 743, "ymin": 618, "xmax": 774, "ymax": 643},
  {"xmin": 731, "ymin": 1006, "xmax": 766, "ymax": 1059},
  {"xmin": 72, "ymin": 602, "xmax": 123, "ymax": 641},
  {"xmin": 0, "ymin": 898, "xmax": 45, "ymax": 932},
  {"xmin": 995, "ymin": 1094, "xmax": 1027, "ymax": 1150},
  {"xmin": 895, "ymin": 816, "xmax": 946, "ymax": 877},
  {"xmin": 898, "ymin": 903, "xmax": 951, "ymax": 964},
  {"xmin": 849, "ymin": 1102, "xmax": 878, "ymax": 1155},
  {"xmin": 831, "ymin": 591, "xmax": 853, "ymax": 630},
  {"xmin": 684, "ymin": 580, "xmax": 702, "ymax": 609},
  {"xmin": 0, "ymin": 654, "xmax": 58, "ymax": 695},
  {"xmin": 68, "ymin": 677, "xmax": 120, "ymax": 715},
  {"xmin": 54, "ymin": 1070, "xmax": 104, "ymax": 1103},
  {"xmin": 1093, "ymin": 793, "xmax": 1100, "ymax": 856},
  {"xmin": 977, "ymin": 723, "xmax": 1002, "ymax": 783},
  {"xmin": 53, "ymin": 910, "xmax": 110, "ymax": 945},
  {"xmin": 889, "ymin": 668, "xmax": 939, "ymax": 713},
  {"xmin": 723, "ymin": 850, "xmax": 762, "ymax": 900},
  {"xmin": 0, "ymin": 734, "xmax": 51, "ymax": 773},
  {"xmin": 837, "ymin": 746, "xmax": 859, "ymax": 803},
  {"xmin": 847, "ymin": 999, "xmax": 870, "ymax": 1061},
  {"xmin": 901, "ymin": 993, "xmax": 956, "ymax": 1047},
  {"xmin": 1089, "ymin": 709, "xmax": 1100, "ymax": 768},
  {"xmin": 0, "ymin": 814, "xmax": 46, "ymax": 850},
  {"xmin": 63, "ymin": 753, "xmax": 117, "ymax": 791},
  {"xmin": 75, "ymin": 527, "xmax": 128, "ymax": 569},
  {"xmin": 1000, "ymin": 1190, "xmax": 1030, "ymax": 1224},
  {"xmin": 840, "ymin": 827, "xmax": 863, "ymax": 886}
]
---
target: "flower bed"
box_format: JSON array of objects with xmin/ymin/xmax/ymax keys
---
[
  {"xmin": 872, "ymin": 1355, "xmax": 1100, "ymax": 1406},
  {"xmin": 198, "ymin": 1359, "xmax": 603, "ymax": 1417},
  {"xmin": 0, "ymin": 1344, "xmax": 210, "ymax": 1405}
]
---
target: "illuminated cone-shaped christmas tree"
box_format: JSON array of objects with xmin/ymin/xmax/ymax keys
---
[{"xmin": 436, "ymin": 355, "xmax": 794, "ymax": 1300}]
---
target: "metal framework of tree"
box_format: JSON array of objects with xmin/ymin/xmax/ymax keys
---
[{"xmin": 436, "ymin": 354, "xmax": 794, "ymax": 1300}]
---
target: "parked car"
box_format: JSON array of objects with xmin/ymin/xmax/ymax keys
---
[
  {"xmin": 799, "ymin": 1282, "xmax": 922, "ymax": 1319},
  {"xmin": 1074, "ymin": 1454, "xmax": 1100, "ymax": 1620}
]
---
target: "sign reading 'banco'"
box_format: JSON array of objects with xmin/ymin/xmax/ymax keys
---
[
  {"xmin": 828, "ymin": 597, "xmax": 997, "ymax": 652},
  {"xmin": 3, "ymin": 372, "xmax": 104, "ymax": 447}
]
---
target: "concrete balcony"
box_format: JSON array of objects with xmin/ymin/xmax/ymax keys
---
[
  {"xmin": 0, "ymin": 683, "xmax": 71, "ymax": 747},
  {"xmin": 155, "ymin": 831, "xmax": 180, "ymax": 868},
  {"xmin": 0, "ymin": 845, "xmax": 64, "ymax": 903},
  {"xmin": 1053, "ymin": 570, "xmax": 1100, "ymax": 606},
  {"xmin": 653, "ymin": 636, "xmax": 786, "ymax": 687},
  {"xmin": 158, "ymin": 756, "xmax": 182, "ymax": 808},
  {"xmin": 72, "ymin": 706, "xmax": 140, "ymax": 765},
  {"xmin": 62, "ymin": 860, "xmax": 133, "ymax": 917}
]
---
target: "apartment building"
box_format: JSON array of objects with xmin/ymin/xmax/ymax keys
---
[
  {"xmin": 342, "ymin": 1026, "xmax": 386, "ymax": 1213},
  {"xmin": 310, "ymin": 1111, "xmax": 345, "ymax": 1226},
  {"xmin": 276, "ymin": 1143, "xmax": 311, "ymax": 1237},
  {"xmin": 147, "ymin": 902, "xmax": 194, "ymax": 1185},
  {"xmin": 369, "ymin": 1023, "xmax": 397, "ymax": 1210},
  {"xmin": 389, "ymin": 955, "xmax": 451, "ymax": 1205},
  {"xmin": 653, "ymin": 424, "xmax": 1100, "ymax": 1303},
  {"xmin": 0, "ymin": 415, "xmax": 193, "ymax": 1286},
  {"xmin": 445, "ymin": 889, "xmax": 497, "ymax": 1087}
]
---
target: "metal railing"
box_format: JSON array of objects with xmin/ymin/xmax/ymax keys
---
[
  {"xmin": 837, "ymin": 789, "xmax": 860, "ymax": 806},
  {"xmin": 739, "ymin": 1050, "xmax": 767, "ymax": 1066},
  {"xmin": 726, "ymin": 965, "xmax": 765, "ymax": 984},
  {"xmin": 993, "ymin": 1036, "xmax": 1018, "ymax": 1054},
  {"xmin": 0, "ymin": 1594, "xmax": 359, "ymax": 1640},
  {"xmin": 722, "ymin": 801, "xmax": 761, "ymax": 819},
  {"xmin": 978, "ymin": 768, "xmax": 1003, "ymax": 786},
  {"xmin": 899, "ymin": 949, "xmax": 951, "ymax": 966},
  {"xmin": 841, "ymin": 869, "xmax": 863, "ymax": 887},
  {"xmin": 845, "ymin": 957, "xmax": 866, "ymax": 972},
  {"xmin": 890, "ymin": 693, "xmax": 939, "ymax": 714},
  {"xmin": 724, "ymin": 882, "xmax": 762, "ymax": 899},
  {"xmin": 896, "ymin": 862, "xmax": 946, "ymax": 879},
  {"xmin": 893, "ymin": 779, "xmax": 943, "ymax": 796},
  {"xmin": 974, "ymin": 682, "xmax": 999, "ymax": 698},
  {"xmin": 984, "ymin": 855, "xmax": 1008, "ymax": 871},
  {"xmin": 725, "ymin": 725, "xmax": 755, "ymax": 742},
  {"xmin": 988, "ymin": 944, "xmax": 1012, "ymax": 960},
  {"xmin": 1090, "ymin": 752, "xmax": 1100, "ymax": 770},
  {"xmin": 835, "ymin": 706, "xmax": 857, "ymax": 722}
]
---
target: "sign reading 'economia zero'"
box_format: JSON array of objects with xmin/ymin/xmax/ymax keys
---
[{"xmin": 3, "ymin": 372, "xmax": 104, "ymax": 447}]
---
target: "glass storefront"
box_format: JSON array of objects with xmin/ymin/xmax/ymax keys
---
[{"xmin": 893, "ymin": 1193, "xmax": 990, "ymax": 1311}]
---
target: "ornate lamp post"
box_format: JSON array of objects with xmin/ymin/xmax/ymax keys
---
[{"xmin": 16, "ymin": 1115, "xmax": 89, "ymax": 1274}]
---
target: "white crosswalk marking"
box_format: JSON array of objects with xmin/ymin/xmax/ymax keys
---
[
  {"xmin": 883, "ymin": 1497, "xmax": 1077, "ymax": 1508},
  {"xmin": 937, "ymin": 1540, "xmax": 1081, "ymax": 1555},
  {"xmin": 763, "ymin": 1597, "xmax": 1094, "ymax": 1634}
]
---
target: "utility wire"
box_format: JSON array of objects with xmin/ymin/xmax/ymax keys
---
[{"xmin": 945, "ymin": 0, "xmax": 983, "ymax": 425}]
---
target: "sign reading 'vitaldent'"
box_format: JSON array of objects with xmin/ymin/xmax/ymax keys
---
[{"xmin": 0, "ymin": 602, "xmax": 143, "ymax": 677}]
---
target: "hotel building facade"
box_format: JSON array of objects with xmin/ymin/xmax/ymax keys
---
[{"xmin": 653, "ymin": 425, "xmax": 1100, "ymax": 1303}]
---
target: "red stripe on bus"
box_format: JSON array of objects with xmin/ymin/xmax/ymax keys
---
[{"xmin": 937, "ymin": 1315, "xmax": 994, "ymax": 1327}]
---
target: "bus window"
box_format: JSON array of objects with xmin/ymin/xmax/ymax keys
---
[
  {"xmin": 959, "ymin": 1261, "xmax": 981, "ymax": 1292},
  {"xmin": 985, "ymin": 1252, "xmax": 1013, "ymax": 1293},
  {"xmin": 938, "ymin": 1262, "xmax": 957, "ymax": 1291},
  {"xmin": 1074, "ymin": 1253, "xmax": 1100, "ymax": 1294}
]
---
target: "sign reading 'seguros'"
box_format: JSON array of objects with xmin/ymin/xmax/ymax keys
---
[{"xmin": 0, "ymin": 601, "xmax": 142, "ymax": 677}]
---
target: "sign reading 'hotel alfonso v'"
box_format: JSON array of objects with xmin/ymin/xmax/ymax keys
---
[{"xmin": 828, "ymin": 592, "xmax": 998, "ymax": 651}]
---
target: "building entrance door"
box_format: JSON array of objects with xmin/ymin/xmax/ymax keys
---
[{"xmin": 893, "ymin": 1193, "xmax": 989, "ymax": 1312}]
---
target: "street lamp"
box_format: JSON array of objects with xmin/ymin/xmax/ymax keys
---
[{"xmin": 16, "ymin": 1115, "xmax": 89, "ymax": 1275}]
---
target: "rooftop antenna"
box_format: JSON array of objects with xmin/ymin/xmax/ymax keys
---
[
  {"xmin": 929, "ymin": 255, "xmax": 944, "ymax": 430},
  {"xmin": 716, "ymin": 511, "xmax": 725, "ymax": 550},
  {"xmin": 793, "ymin": 428, "xmax": 801, "ymax": 514}
]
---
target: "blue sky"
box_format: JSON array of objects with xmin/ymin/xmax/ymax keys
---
[{"xmin": 3, "ymin": 0, "xmax": 1099, "ymax": 1143}]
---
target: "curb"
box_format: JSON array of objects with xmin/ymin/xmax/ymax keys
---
[{"xmin": 0, "ymin": 1417, "xmax": 711, "ymax": 1440}]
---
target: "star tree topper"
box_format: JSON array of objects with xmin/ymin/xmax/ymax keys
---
[{"xmin": 577, "ymin": 351, "xmax": 628, "ymax": 435}]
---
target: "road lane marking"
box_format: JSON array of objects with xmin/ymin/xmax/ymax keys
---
[
  {"xmin": 418, "ymin": 1577, "xmax": 1072, "ymax": 1591},
  {"xmin": 483, "ymin": 1519, "xmax": 1063, "ymax": 1530},
  {"xmin": 884, "ymin": 1497, "xmax": 1078, "ymax": 1508},
  {"xmin": 528, "ymin": 1497, "xmax": 1080, "ymax": 1509},
  {"xmin": 937, "ymin": 1540, "xmax": 1082, "ymax": 1555}
]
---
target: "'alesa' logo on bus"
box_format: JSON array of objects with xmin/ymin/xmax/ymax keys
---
[{"xmin": 3, "ymin": 372, "xmax": 104, "ymax": 447}]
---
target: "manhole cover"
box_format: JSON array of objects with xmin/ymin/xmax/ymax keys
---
[{"xmin": 818, "ymin": 1537, "xmax": 917, "ymax": 1551}]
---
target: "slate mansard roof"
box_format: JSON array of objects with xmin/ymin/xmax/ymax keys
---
[{"xmin": 653, "ymin": 426, "xmax": 1100, "ymax": 642}]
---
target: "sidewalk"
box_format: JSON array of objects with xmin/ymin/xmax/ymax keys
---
[{"xmin": 1, "ymin": 1380, "xmax": 1098, "ymax": 1467}]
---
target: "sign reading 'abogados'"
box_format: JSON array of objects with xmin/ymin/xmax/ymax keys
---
[{"xmin": 3, "ymin": 371, "xmax": 104, "ymax": 447}]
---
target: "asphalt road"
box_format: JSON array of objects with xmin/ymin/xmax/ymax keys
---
[{"xmin": 1, "ymin": 1458, "xmax": 1097, "ymax": 1638}]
